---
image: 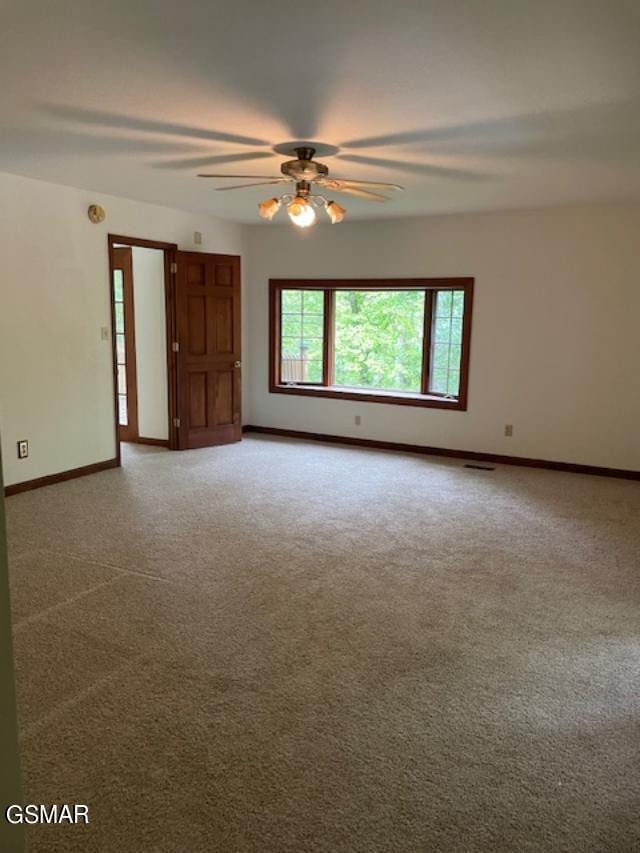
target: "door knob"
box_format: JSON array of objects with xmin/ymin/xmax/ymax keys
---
[{"xmin": 234, "ymin": 360, "xmax": 242, "ymax": 368}]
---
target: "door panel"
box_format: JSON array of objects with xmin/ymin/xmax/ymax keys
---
[
  {"xmin": 188, "ymin": 296, "xmax": 207, "ymax": 355},
  {"xmin": 187, "ymin": 260, "xmax": 206, "ymax": 285},
  {"xmin": 175, "ymin": 252, "xmax": 241, "ymax": 448},
  {"xmin": 188, "ymin": 372, "xmax": 208, "ymax": 428},
  {"xmin": 214, "ymin": 262, "xmax": 233, "ymax": 286},
  {"xmin": 214, "ymin": 296, "xmax": 234, "ymax": 352},
  {"xmin": 214, "ymin": 370, "xmax": 234, "ymax": 425}
]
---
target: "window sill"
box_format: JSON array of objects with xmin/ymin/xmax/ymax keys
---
[{"xmin": 270, "ymin": 383, "xmax": 467, "ymax": 411}]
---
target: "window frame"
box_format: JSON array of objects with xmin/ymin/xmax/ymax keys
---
[{"xmin": 269, "ymin": 278, "xmax": 474, "ymax": 411}]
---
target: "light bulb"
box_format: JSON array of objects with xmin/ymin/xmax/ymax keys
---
[
  {"xmin": 326, "ymin": 200, "xmax": 346, "ymax": 224},
  {"xmin": 258, "ymin": 197, "xmax": 280, "ymax": 221},
  {"xmin": 287, "ymin": 196, "xmax": 316, "ymax": 228}
]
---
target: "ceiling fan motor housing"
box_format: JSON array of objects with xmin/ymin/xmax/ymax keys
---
[{"xmin": 281, "ymin": 147, "xmax": 329, "ymax": 182}]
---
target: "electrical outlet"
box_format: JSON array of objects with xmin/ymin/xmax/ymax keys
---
[
  {"xmin": 193, "ymin": 231, "xmax": 203, "ymax": 245},
  {"xmin": 17, "ymin": 440, "xmax": 28, "ymax": 459},
  {"xmin": 504, "ymin": 424, "xmax": 513, "ymax": 437},
  {"xmin": 355, "ymin": 415, "xmax": 362, "ymax": 426}
]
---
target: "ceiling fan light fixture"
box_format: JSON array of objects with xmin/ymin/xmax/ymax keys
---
[
  {"xmin": 199, "ymin": 146, "xmax": 404, "ymax": 226},
  {"xmin": 258, "ymin": 197, "xmax": 281, "ymax": 220},
  {"xmin": 287, "ymin": 196, "xmax": 316, "ymax": 228},
  {"xmin": 326, "ymin": 200, "xmax": 346, "ymax": 224}
]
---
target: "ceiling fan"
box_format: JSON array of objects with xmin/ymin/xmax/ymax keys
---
[{"xmin": 198, "ymin": 146, "xmax": 405, "ymax": 227}]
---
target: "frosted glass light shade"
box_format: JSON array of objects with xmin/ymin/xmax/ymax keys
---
[
  {"xmin": 326, "ymin": 200, "xmax": 346, "ymax": 224},
  {"xmin": 287, "ymin": 197, "xmax": 316, "ymax": 228},
  {"xmin": 258, "ymin": 197, "xmax": 281, "ymax": 220}
]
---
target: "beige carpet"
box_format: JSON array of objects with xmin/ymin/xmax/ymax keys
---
[{"xmin": 6, "ymin": 437, "xmax": 640, "ymax": 853}]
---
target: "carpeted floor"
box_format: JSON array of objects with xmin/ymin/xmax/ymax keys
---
[{"xmin": 6, "ymin": 437, "xmax": 640, "ymax": 853}]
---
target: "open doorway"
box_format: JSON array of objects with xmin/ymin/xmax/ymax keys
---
[
  {"xmin": 108, "ymin": 236, "xmax": 242, "ymax": 461},
  {"xmin": 108, "ymin": 235, "xmax": 178, "ymax": 460}
]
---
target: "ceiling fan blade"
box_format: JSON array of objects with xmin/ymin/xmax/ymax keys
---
[
  {"xmin": 318, "ymin": 177, "xmax": 405, "ymax": 191},
  {"xmin": 197, "ymin": 174, "xmax": 284, "ymax": 179},
  {"xmin": 325, "ymin": 186, "xmax": 390, "ymax": 202},
  {"xmin": 214, "ymin": 179, "xmax": 293, "ymax": 191}
]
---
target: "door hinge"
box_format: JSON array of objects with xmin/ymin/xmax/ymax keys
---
[
  {"xmin": 170, "ymin": 261, "xmax": 177, "ymax": 274},
  {"xmin": 173, "ymin": 417, "xmax": 181, "ymax": 428},
  {"xmin": 172, "ymin": 341, "xmax": 180, "ymax": 352}
]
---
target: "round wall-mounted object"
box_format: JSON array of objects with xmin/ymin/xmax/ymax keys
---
[{"xmin": 87, "ymin": 204, "xmax": 106, "ymax": 224}]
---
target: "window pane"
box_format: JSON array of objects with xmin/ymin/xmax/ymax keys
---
[
  {"xmin": 281, "ymin": 315, "xmax": 302, "ymax": 337},
  {"xmin": 428, "ymin": 290, "xmax": 465, "ymax": 397},
  {"xmin": 430, "ymin": 368, "xmax": 448, "ymax": 394},
  {"xmin": 452, "ymin": 291, "xmax": 464, "ymax": 317},
  {"xmin": 281, "ymin": 290, "xmax": 302, "ymax": 313},
  {"xmin": 435, "ymin": 316, "xmax": 453, "ymax": 341},
  {"xmin": 281, "ymin": 357, "xmax": 307, "ymax": 382},
  {"xmin": 113, "ymin": 269, "xmax": 124, "ymax": 302},
  {"xmin": 118, "ymin": 394, "xmax": 128, "ymax": 426},
  {"xmin": 117, "ymin": 364, "xmax": 127, "ymax": 395},
  {"xmin": 115, "ymin": 302, "xmax": 125, "ymax": 334},
  {"xmin": 432, "ymin": 343, "xmax": 450, "ymax": 370},
  {"xmin": 436, "ymin": 290, "xmax": 452, "ymax": 316},
  {"xmin": 302, "ymin": 290, "xmax": 323, "ymax": 313},
  {"xmin": 116, "ymin": 333, "xmax": 126, "ymax": 363},
  {"xmin": 280, "ymin": 289, "xmax": 324, "ymax": 384},
  {"xmin": 281, "ymin": 336, "xmax": 303, "ymax": 357},
  {"xmin": 302, "ymin": 314, "xmax": 324, "ymax": 338},
  {"xmin": 302, "ymin": 337, "xmax": 323, "ymax": 362},
  {"xmin": 306, "ymin": 361, "xmax": 323, "ymax": 383},
  {"xmin": 334, "ymin": 290, "xmax": 425, "ymax": 393}
]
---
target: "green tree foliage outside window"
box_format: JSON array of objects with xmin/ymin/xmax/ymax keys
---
[{"xmin": 334, "ymin": 290, "xmax": 425, "ymax": 392}]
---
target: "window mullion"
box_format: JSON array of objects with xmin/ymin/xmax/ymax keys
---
[
  {"xmin": 421, "ymin": 290, "xmax": 434, "ymax": 395},
  {"xmin": 323, "ymin": 289, "xmax": 335, "ymax": 387}
]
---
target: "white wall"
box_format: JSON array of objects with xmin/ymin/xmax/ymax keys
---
[
  {"xmin": 2, "ymin": 176, "xmax": 638, "ymax": 485},
  {"xmin": 0, "ymin": 171, "xmax": 246, "ymax": 487},
  {"xmin": 130, "ymin": 246, "xmax": 168, "ymax": 441},
  {"xmin": 246, "ymin": 205, "xmax": 640, "ymax": 472}
]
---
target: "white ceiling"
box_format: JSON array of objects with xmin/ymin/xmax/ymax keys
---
[{"xmin": 2, "ymin": 0, "xmax": 640, "ymax": 222}]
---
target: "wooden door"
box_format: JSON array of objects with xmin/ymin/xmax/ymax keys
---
[
  {"xmin": 175, "ymin": 252, "xmax": 241, "ymax": 449},
  {"xmin": 112, "ymin": 247, "xmax": 139, "ymax": 442}
]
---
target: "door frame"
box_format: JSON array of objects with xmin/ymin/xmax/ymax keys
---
[{"xmin": 107, "ymin": 234, "xmax": 179, "ymax": 462}]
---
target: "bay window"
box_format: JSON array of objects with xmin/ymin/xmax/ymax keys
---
[{"xmin": 270, "ymin": 278, "xmax": 473, "ymax": 410}]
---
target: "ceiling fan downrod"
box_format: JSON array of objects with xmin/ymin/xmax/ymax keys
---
[{"xmin": 294, "ymin": 146, "xmax": 316, "ymax": 162}]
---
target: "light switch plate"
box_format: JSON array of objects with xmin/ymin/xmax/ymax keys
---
[{"xmin": 100, "ymin": 326, "xmax": 110, "ymax": 341}]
